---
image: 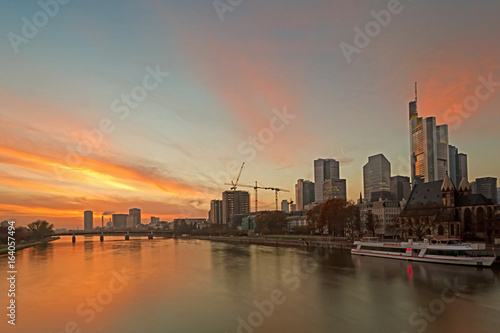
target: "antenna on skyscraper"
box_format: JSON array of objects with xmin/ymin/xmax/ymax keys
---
[{"xmin": 414, "ymin": 81, "xmax": 418, "ymax": 110}]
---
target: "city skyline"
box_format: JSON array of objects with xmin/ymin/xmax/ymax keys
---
[{"xmin": 1, "ymin": 1, "xmax": 500, "ymax": 228}]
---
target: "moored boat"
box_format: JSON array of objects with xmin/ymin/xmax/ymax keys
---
[{"xmin": 351, "ymin": 237, "xmax": 496, "ymax": 267}]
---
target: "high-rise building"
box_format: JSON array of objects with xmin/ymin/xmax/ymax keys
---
[
  {"xmin": 281, "ymin": 200, "xmax": 289, "ymax": 213},
  {"xmin": 363, "ymin": 154, "xmax": 391, "ymax": 202},
  {"xmin": 222, "ymin": 190, "xmax": 250, "ymax": 225},
  {"xmin": 456, "ymin": 153, "xmax": 468, "ymax": 185},
  {"xmin": 210, "ymin": 200, "xmax": 223, "ymax": 224},
  {"xmin": 470, "ymin": 181, "xmax": 477, "ymax": 194},
  {"xmin": 323, "ymin": 178, "xmax": 347, "ymax": 202},
  {"xmin": 112, "ymin": 214, "xmax": 128, "ymax": 228},
  {"xmin": 449, "ymin": 145, "xmax": 457, "ymax": 185},
  {"xmin": 314, "ymin": 158, "xmax": 340, "ymax": 203},
  {"xmin": 390, "ymin": 176, "xmax": 411, "ymax": 201},
  {"xmin": 127, "ymin": 216, "xmax": 135, "ymax": 228},
  {"xmin": 448, "ymin": 146, "xmax": 468, "ymax": 187},
  {"xmin": 497, "ymin": 187, "xmax": 500, "ymax": 205},
  {"xmin": 129, "ymin": 208, "xmax": 141, "ymax": 226},
  {"xmin": 476, "ymin": 177, "xmax": 498, "ymax": 204},
  {"xmin": 295, "ymin": 179, "xmax": 315, "ymax": 211},
  {"xmin": 409, "ymin": 85, "xmax": 449, "ymax": 185},
  {"xmin": 84, "ymin": 210, "xmax": 93, "ymax": 231}
]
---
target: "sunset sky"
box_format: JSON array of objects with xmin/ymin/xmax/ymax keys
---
[{"xmin": 1, "ymin": 0, "xmax": 499, "ymax": 228}]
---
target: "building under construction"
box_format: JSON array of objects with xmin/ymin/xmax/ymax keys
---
[{"xmin": 222, "ymin": 190, "xmax": 250, "ymax": 226}]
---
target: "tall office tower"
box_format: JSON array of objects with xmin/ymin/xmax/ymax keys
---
[
  {"xmin": 497, "ymin": 187, "xmax": 500, "ymax": 205},
  {"xmin": 456, "ymin": 153, "xmax": 468, "ymax": 184},
  {"xmin": 112, "ymin": 214, "xmax": 128, "ymax": 228},
  {"xmin": 449, "ymin": 146, "xmax": 468, "ymax": 187},
  {"xmin": 476, "ymin": 177, "xmax": 498, "ymax": 204},
  {"xmin": 470, "ymin": 181, "xmax": 477, "ymax": 194},
  {"xmin": 295, "ymin": 179, "xmax": 315, "ymax": 211},
  {"xmin": 409, "ymin": 84, "xmax": 450, "ymax": 185},
  {"xmin": 322, "ymin": 178, "xmax": 347, "ymax": 202},
  {"xmin": 390, "ymin": 176, "xmax": 411, "ymax": 201},
  {"xmin": 84, "ymin": 210, "xmax": 93, "ymax": 231},
  {"xmin": 449, "ymin": 145, "xmax": 458, "ymax": 186},
  {"xmin": 363, "ymin": 154, "xmax": 391, "ymax": 202},
  {"xmin": 281, "ymin": 200, "xmax": 289, "ymax": 213},
  {"xmin": 129, "ymin": 208, "xmax": 141, "ymax": 226},
  {"xmin": 314, "ymin": 158, "xmax": 340, "ymax": 203},
  {"xmin": 210, "ymin": 200, "xmax": 223, "ymax": 224},
  {"xmin": 126, "ymin": 216, "xmax": 135, "ymax": 228},
  {"xmin": 222, "ymin": 190, "xmax": 250, "ymax": 225}
]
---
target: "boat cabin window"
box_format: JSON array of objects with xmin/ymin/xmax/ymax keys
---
[{"xmin": 360, "ymin": 246, "xmax": 407, "ymax": 253}]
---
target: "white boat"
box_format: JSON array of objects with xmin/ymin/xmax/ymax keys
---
[{"xmin": 351, "ymin": 237, "xmax": 497, "ymax": 267}]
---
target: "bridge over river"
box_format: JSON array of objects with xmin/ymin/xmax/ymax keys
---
[{"xmin": 56, "ymin": 230, "xmax": 174, "ymax": 242}]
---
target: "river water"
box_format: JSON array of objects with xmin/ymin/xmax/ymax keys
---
[{"xmin": 1, "ymin": 237, "xmax": 499, "ymax": 333}]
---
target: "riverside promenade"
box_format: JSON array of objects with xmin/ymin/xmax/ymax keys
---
[
  {"xmin": 190, "ymin": 235, "xmax": 354, "ymax": 250},
  {"xmin": 0, "ymin": 236, "xmax": 60, "ymax": 255}
]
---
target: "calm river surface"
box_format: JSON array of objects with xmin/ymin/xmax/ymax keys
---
[{"xmin": 1, "ymin": 236, "xmax": 499, "ymax": 333}]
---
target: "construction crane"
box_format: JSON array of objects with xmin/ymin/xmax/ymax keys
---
[
  {"xmin": 263, "ymin": 187, "xmax": 290, "ymax": 211},
  {"xmin": 226, "ymin": 181, "xmax": 262, "ymax": 214},
  {"xmin": 230, "ymin": 162, "xmax": 245, "ymax": 190}
]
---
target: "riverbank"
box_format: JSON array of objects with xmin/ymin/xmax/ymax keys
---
[
  {"xmin": 0, "ymin": 236, "xmax": 60, "ymax": 255},
  {"xmin": 189, "ymin": 235, "xmax": 354, "ymax": 249}
]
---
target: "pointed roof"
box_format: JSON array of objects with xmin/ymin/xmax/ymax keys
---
[
  {"xmin": 441, "ymin": 174, "xmax": 455, "ymax": 191},
  {"xmin": 458, "ymin": 177, "xmax": 471, "ymax": 192}
]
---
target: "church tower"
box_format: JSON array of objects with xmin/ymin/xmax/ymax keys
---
[{"xmin": 441, "ymin": 173, "xmax": 456, "ymax": 207}]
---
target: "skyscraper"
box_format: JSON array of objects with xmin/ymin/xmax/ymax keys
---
[
  {"xmin": 210, "ymin": 200, "xmax": 223, "ymax": 224},
  {"xmin": 84, "ymin": 210, "xmax": 93, "ymax": 231},
  {"xmin": 281, "ymin": 200, "xmax": 289, "ymax": 213},
  {"xmin": 449, "ymin": 145, "xmax": 457, "ymax": 185},
  {"xmin": 112, "ymin": 214, "xmax": 128, "ymax": 228},
  {"xmin": 476, "ymin": 177, "xmax": 498, "ymax": 204},
  {"xmin": 409, "ymin": 84, "xmax": 449, "ymax": 185},
  {"xmin": 456, "ymin": 153, "xmax": 468, "ymax": 185},
  {"xmin": 322, "ymin": 178, "xmax": 347, "ymax": 202},
  {"xmin": 363, "ymin": 154, "xmax": 391, "ymax": 202},
  {"xmin": 448, "ymin": 146, "xmax": 467, "ymax": 187},
  {"xmin": 295, "ymin": 179, "xmax": 315, "ymax": 211},
  {"xmin": 390, "ymin": 176, "xmax": 411, "ymax": 201},
  {"xmin": 129, "ymin": 208, "xmax": 141, "ymax": 226},
  {"xmin": 222, "ymin": 190, "xmax": 250, "ymax": 225},
  {"xmin": 314, "ymin": 158, "xmax": 340, "ymax": 203}
]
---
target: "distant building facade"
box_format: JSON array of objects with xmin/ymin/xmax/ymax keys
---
[
  {"xmin": 129, "ymin": 208, "xmax": 141, "ymax": 226},
  {"xmin": 84, "ymin": 210, "xmax": 93, "ymax": 231},
  {"xmin": 476, "ymin": 177, "xmax": 498, "ymax": 204},
  {"xmin": 314, "ymin": 158, "xmax": 340, "ymax": 203},
  {"xmin": 363, "ymin": 154, "xmax": 391, "ymax": 202},
  {"xmin": 281, "ymin": 200, "xmax": 289, "ymax": 213},
  {"xmin": 112, "ymin": 214, "xmax": 128, "ymax": 228},
  {"xmin": 210, "ymin": 200, "xmax": 223, "ymax": 224},
  {"xmin": 372, "ymin": 200, "xmax": 401, "ymax": 236},
  {"xmin": 322, "ymin": 178, "xmax": 347, "ymax": 202},
  {"xmin": 295, "ymin": 179, "xmax": 315, "ymax": 211},
  {"xmin": 222, "ymin": 190, "xmax": 250, "ymax": 225},
  {"xmin": 390, "ymin": 176, "xmax": 411, "ymax": 201}
]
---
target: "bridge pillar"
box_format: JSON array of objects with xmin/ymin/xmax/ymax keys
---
[
  {"xmin": 148, "ymin": 232, "xmax": 153, "ymax": 239},
  {"xmin": 100, "ymin": 233, "xmax": 104, "ymax": 242},
  {"xmin": 72, "ymin": 235, "xmax": 76, "ymax": 243},
  {"xmin": 125, "ymin": 232, "xmax": 129, "ymax": 240}
]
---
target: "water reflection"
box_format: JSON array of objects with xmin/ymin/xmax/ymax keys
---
[{"xmin": 0, "ymin": 238, "xmax": 498, "ymax": 333}]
